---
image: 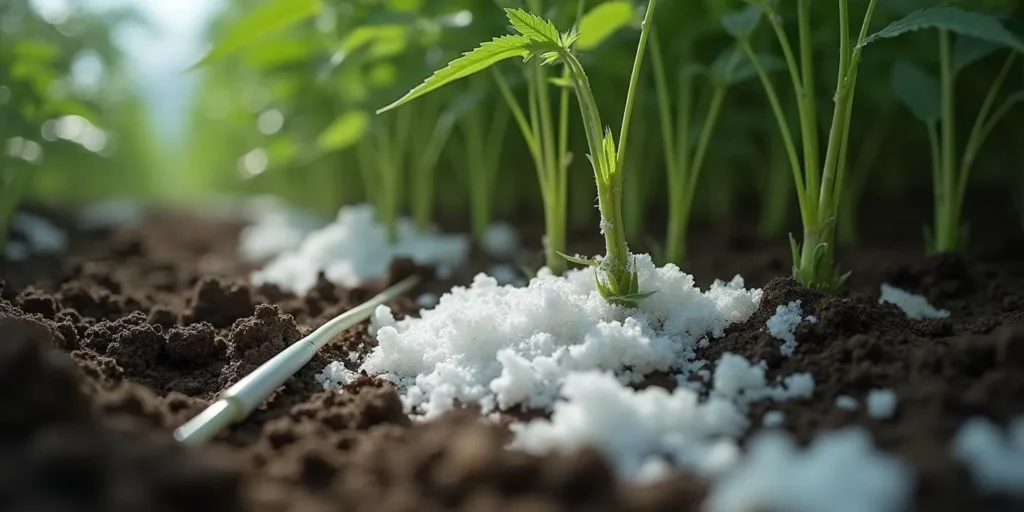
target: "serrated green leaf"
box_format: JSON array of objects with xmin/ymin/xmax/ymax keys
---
[
  {"xmin": 891, "ymin": 61, "xmax": 941, "ymax": 124},
  {"xmin": 317, "ymin": 111, "xmax": 369, "ymax": 151},
  {"xmin": 504, "ymin": 8, "xmax": 561, "ymax": 44},
  {"xmin": 576, "ymin": 1, "xmax": 634, "ymax": 51},
  {"xmin": 191, "ymin": 0, "xmax": 322, "ymax": 69},
  {"xmin": 953, "ymin": 36, "xmax": 1002, "ymax": 72},
  {"xmin": 723, "ymin": 4, "xmax": 764, "ymax": 40},
  {"xmin": 861, "ymin": 6, "xmax": 1024, "ymax": 53},
  {"xmin": 376, "ymin": 35, "xmax": 535, "ymax": 114}
]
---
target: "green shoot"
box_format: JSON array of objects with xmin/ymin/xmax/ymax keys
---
[
  {"xmin": 376, "ymin": 2, "xmax": 661, "ymax": 306},
  {"xmin": 357, "ymin": 106, "xmax": 413, "ymax": 242},
  {"xmin": 410, "ymin": 96, "xmax": 456, "ymax": 230},
  {"xmin": 728, "ymin": 0, "xmax": 881, "ymax": 291},
  {"xmin": 884, "ymin": 6, "xmax": 1024, "ymax": 253},
  {"xmin": 457, "ymin": 78, "xmax": 512, "ymax": 240},
  {"xmin": 651, "ymin": 32, "xmax": 770, "ymax": 264}
]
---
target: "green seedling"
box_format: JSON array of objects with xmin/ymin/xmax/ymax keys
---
[
  {"xmin": 488, "ymin": 0, "xmax": 585, "ymax": 276},
  {"xmin": 885, "ymin": 6, "xmax": 1024, "ymax": 253},
  {"xmin": 651, "ymin": 33, "xmax": 776, "ymax": 265},
  {"xmin": 452, "ymin": 77, "xmax": 512, "ymax": 240},
  {"xmin": 377, "ymin": 2, "xmax": 660, "ymax": 306},
  {"xmin": 727, "ymin": 0, "xmax": 882, "ymax": 291},
  {"xmin": 357, "ymin": 106, "xmax": 414, "ymax": 242},
  {"xmin": 409, "ymin": 95, "xmax": 457, "ymax": 230}
]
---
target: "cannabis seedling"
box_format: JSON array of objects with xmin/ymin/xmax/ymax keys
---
[
  {"xmin": 885, "ymin": 6, "xmax": 1024, "ymax": 253},
  {"xmin": 651, "ymin": 31, "xmax": 775, "ymax": 265},
  {"xmin": 727, "ymin": 0, "xmax": 881, "ymax": 291},
  {"xmin": 377, "ymin": 2, "xmax": 660, "ymax": 306}
]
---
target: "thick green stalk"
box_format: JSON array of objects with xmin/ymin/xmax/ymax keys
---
[
  {"xmin": 797, "ymin": 0, "xmax": 819, "ymax": 182},
  {"xmin": 798, "ymin": 0, "xmax": 877, "ymax": 288}
]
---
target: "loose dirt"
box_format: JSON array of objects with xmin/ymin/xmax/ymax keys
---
[{"xmin": 1, "ymin": 199, "xmax": 1022, "ymax": 511}]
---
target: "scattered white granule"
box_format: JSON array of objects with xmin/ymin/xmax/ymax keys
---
[
  {"xmin": 762, "ymin": 411, "xmax": 785, "ymax": 428},
  {"xmin": 866, "ymin": 389, "xmax": 897, "ymax": 420},
  {"xmin": 416, "ymin": 293, "xmax": 439, "ymax": 309},
  {"xmin": 315, "ymin": 362, "xmax": 359, "ymax": 390},
  {"xmin": 251, "ymin": 204, "xmax": 469, "ymax": 294},
  {"xmin": 347, "ymin": 351, "xmax": 359, "ymax": 363},
  {"xmin": 357, "ymin": 256, "xmax": 763, "ymax": 420},
  {"xmin": 952, "ymin": 415, "xmax": 1024, "ymax": 495},
  {"xmin": 712, "ymin": 353, "xmax": 814, "ymax": 406},
  {"xmin": 706, "ymin": 427, "xmax": 914, "ymax": 512},
  {"xmin": 237, "ymin": 195, "xmax": 324, "ymax": 263},
  {"xmin": 766, "ymin": 300, "xmax": 818, "ymax": 357},
  {"xmin": 511, "ymin": 371, "xmax": 748, "ymax": 480},
  {"xmin": 879, "ymin": 283, "xmax": 950, "ymax": 320},
  {"xmin": 481, "ymin": 222, "xmax": 519, "ymax": 259},
  {"xmin": 836, "ymin": 395, "xmax": 859, "ymax": 411},
  {"xmin": 368, "ymin": 304, "xmax": 396, "ymax": 336}
]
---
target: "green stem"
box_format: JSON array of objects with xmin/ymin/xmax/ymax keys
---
[
  {"xmin": 655, "ymin": 36, "xmax": 692, "ymax": 264},
  {"xmin": 797, "ymin": 0, "xmax": 819, "ymax": 186},
  {"xmin": 937, "ymin": 29, "xmax": 956, "ymax": 252},
  {"xmin": 927, "ymin": 122, "xmax": 941, "ymax": 252},
  {"xmin": 954, "ymin": 52, "xmax": 1017, "ymax": 233},
  {"xmin": 741, "ymin": 41, "xmax": 807, "ymax": 223},
  {"xmin": 798, "ymin": 0, "xmax": 877, "ymax": 289}
]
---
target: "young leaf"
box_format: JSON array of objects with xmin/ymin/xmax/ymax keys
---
[
  {"xmin": 504, "ymin": 8, "xmax": 561, "ymax": 45},
  {"xmin": 861, "ymin": 6, "xmax": 1024, "ymax": 53},
  {"xmin": 953, "ymin": 36, "xmax": 1002, "ymax": 72},
  {"xmin": 601, "ymin": 129, "xmax": 617, "ymax": 181},
  {"xmin": 190, "ymin": 0, "xmax": 322, "ymax": 69},
  {"xmin": 576, "ymin": 1, "xmax": 635, "ymax": 50},
  {"xmin": 376, "ymin": 35, "xmax": 536, "ymax": 114},
  {"xmin": 891, "ymin": 61, "xmax": 941, "ymax": 124},
  {"xmin": 557, "ymin": 251, "xmax": 600, "ymax": 267},
  {"xmin": 317, "ymin": 111, "xmax": 370, "ymax": 151},
  {"xmin": 722, "ymin": 3, "xmax": 764, "ymax": 40}
]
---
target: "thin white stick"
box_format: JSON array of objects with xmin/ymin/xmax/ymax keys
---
[{"xmin": 173, "ymin": 275, "xmax": 420, "ymax": 446}]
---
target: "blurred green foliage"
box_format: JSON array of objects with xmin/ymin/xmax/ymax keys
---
[{"xmin": 3, "ymin": 0, "xmax": 1022, "ymax": 259}]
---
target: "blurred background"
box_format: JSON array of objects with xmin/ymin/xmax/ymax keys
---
[{"xmin": 2, "ymin": 0, "xmax": 1022, "ymax": 247}]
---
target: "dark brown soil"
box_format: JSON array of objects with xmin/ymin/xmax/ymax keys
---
[{"xmin": 1, "ymin": 200, "xmax": 1023, "ymax": 511}]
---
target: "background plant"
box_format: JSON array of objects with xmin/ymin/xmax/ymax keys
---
[{"xmin": 886, "ymin": 5, "xmax": 1024, "ymax": 253}]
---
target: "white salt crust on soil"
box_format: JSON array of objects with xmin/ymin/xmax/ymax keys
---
[
  {"xmin": 766, "ymin": 300, "xmax": 818, "ymax": 357},
  {"xmin": 879, "ymin": 283, "xmax": 950, "ymax": 320},
  {"xmin": 953, "ymin": 415, "xmax": 1024, "ymax": 496},
  {"xmin": 237, "ymin": 195, "xmax": 326, "ymax": 263},
  {"xmin": 706, "ymin": 427, "xmax": 912, "ymax": 512},
  {"xmin": 250, "ymin": 203, "xmax": 469, "ymax": 294},
  {"xmin": 318, "ymin": 257, "xmax": 917, "ymax": 508}
]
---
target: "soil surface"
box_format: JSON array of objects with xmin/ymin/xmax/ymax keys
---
[{"xmin": 1, "ymin": 198, "xmax": 1023, "ymax": 511}]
